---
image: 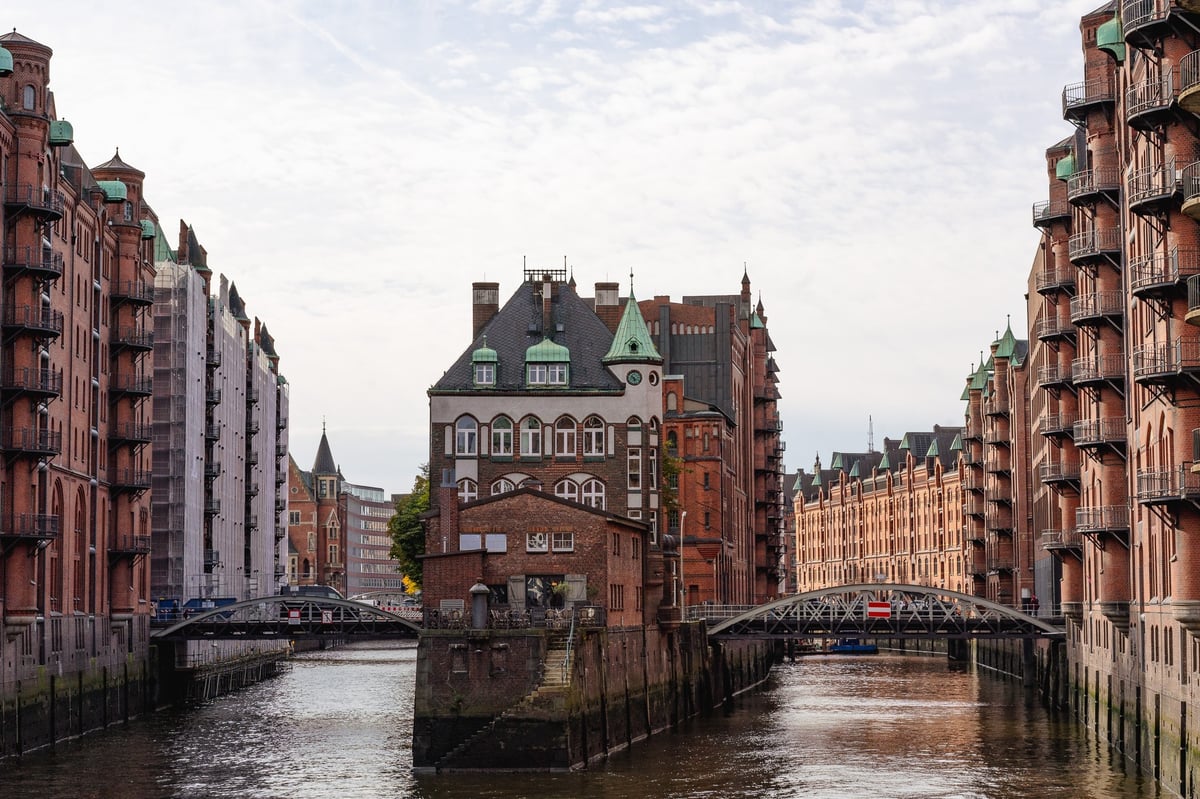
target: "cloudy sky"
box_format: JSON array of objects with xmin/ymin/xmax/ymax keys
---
[{"xmin": 13, "ymin": 1, "xmax": 1097, "ymax": 493}]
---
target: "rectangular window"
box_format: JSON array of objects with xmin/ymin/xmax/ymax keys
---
[
  {"xmin": 628, "ymin": 447, "xmax": 641, "ymax": 490},
  {"xmin": 632, "ymin": 537, "xmax": 641, "ymax": 561},
  {"xmin": 521, "ymin": 423, "xmax": 541, "ymax": 457},
  {"xmin": 474, "ymin": 363, "xmax": 494, "ymax": 385},
  {"xmin": 649, "ymin": 511, "xmax": 658, "ymax": 545},
  {"xmin": 527, "ymin": 364, "xmax": 548, "ymax": 384},
  {"xmin": 556, "ymin": 425, "xmax": 576, "ymax": 457},
  {"xmin": 526, "ymin": 531, "xmax": 549, "ymax": 552},
  {"xmin": 328, "ymin": 544, "xmax": 339, "ymax": 563},
  {"xmin": 484, "ymin": 533, "xmax": 508, "ymax": 552},
  {"xmin": 547, "ymin": 363, "xmax": 568, "ymax": 384},
  {"xmin": 492, "ymin": 426, "xmax": 513, "ymax": 456},
  {"xmin": 459, "ymin": 533, "xmax": 482, "ymax": 550},
  {"xmin": 609, "ymin": 584, "xmax": 624, "ymax": 610},
  {"xmin": 551, "ymin": 531, "xmax": 574, "ymax": 552},
  {"xmin": 611, "ymin": 532, "xmax": 621, "ymax": 556},
  {"xmin": 288, "ymin": 510, "xmax": 301, "ymax": 525}
]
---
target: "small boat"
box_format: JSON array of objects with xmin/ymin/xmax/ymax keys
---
[{"xmin": 828, "ymin": 638, "xmax": 878, "ymax": 654}]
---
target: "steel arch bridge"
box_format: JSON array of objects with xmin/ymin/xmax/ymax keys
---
[
  {"xmin": 150, "ymin": 596, "xmax": 423, "ymax": 641},
  {"xmin": 696, "ymin": 584, "xmax": 1065, "ymax": 640}
]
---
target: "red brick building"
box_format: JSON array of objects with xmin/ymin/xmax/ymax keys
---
[{"xmin": 425, "ymin": 268, "xmax": 666, "ymax": 625}]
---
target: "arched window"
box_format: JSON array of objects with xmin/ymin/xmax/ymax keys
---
[
  {"xmin": 458, "ymin": 478, "xmax": 478, "ymax": 503},
  {"xmin": 521, "ymin": 417, "xmax": 542, "ymax": 457},
  {"xmin": 303, "ymin": 558, "xmax": 312, "ymax": 578},
  {"xmin": 582, "ymin": 479, "xmax": 605, "ymax": 509},
  {"xmin": 491, "ymin": 416, "xmax": 513, "ymax": 456},
  {"xmin": 667, "ymin": 392, "xmax": 677, "ymax": 412},
  {"xmin": 491, "ymin": 478, "xmax": 515, "ymax": 495},
  {"xmin": 555, "ymin": 416, "xmax": 576, "ymax": 457},
  {"xmin": 555, "ymin": 478, "xmax": 579, "ymax": 502},
  {"xmin": 22, "ymin": 85, "xmax": 35, "ymax": 110},
  {"xmin": 455, "ymin": 416, "xmax": 477, "ymax": 456},
  {"xmin": 667, "ymin": 430, "xmax": 679, "ymax": 457},
  {"xmin": 583, "ymin": 416, "xmax": 605, "ymax": 456}
]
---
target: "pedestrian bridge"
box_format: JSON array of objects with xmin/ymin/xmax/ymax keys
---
[
  {"xmin": 690, "ymin": 583, "xmax": 1065, "ymax": 640},
  {"xmin": 150, "ymin": 596, "xmax": 422, "ymax": 641}
]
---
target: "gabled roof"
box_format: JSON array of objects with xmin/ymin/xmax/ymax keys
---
[{"xmin": 433, "ymin": 278, "xmax": 623, "ymax": 393}]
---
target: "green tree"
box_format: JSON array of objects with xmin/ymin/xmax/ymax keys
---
[
  {"xmin": 389, "ymin": 465, "xmax": 430, "ymax": 589},
  {"xmin": 661, "ymin": 454, "xmax": 683, "ymax": 516}
]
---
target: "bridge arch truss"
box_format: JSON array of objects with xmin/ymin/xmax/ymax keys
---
[
  {"xmin": 151, "ymin": 596, "xmax": 422, "ymax": 641},
  {"xmin": 701, "ymin": 584, "xmax": 1064, "ymax": 640}
]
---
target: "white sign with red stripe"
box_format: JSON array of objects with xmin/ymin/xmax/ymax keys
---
[{"xmin": 866, "ymin": 601, "xmax": 891, "ymax": 619}]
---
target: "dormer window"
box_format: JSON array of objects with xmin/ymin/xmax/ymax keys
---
[
  {"xmin": 525, "ymin": 337, "xmax": 570, "ymax": 387},
  {"xmin": 475, "ymin": 362, "xmax": 494, "ymax": 385}
]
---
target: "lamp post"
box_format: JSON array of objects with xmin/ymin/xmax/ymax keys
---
[{"xmin": 679, "ymin": 511, "xmax": 687, "ymax": 618}]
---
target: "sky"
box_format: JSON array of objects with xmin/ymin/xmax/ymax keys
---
[{"xmin": 10, "ymin": 1, "xmax": 1099, "ymax": 495}]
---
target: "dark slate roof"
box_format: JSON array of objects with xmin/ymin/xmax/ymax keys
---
[
  {"xmin": 312, "ymin": 431, "xmax": 337, "ymax": 475},
  {"xmin": 433, "ymin": 279, "xmax": 624, "ymax": 393},
  {"xmin": 229, "ymin": 283, "xmax": 249, "ymax": 322},
  {"xmin": 93, "ymin": 148, "xmax": 144, "ymax": 177}
]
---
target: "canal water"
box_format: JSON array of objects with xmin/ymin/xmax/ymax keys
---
[{"xmin": 0, "ymin": 641, "xmax": 1163, "ymax": 798}]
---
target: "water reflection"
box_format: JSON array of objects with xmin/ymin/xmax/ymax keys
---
[{"xmin": 0, "ymin": 645, "xmax": 1162, "ymax": 799}]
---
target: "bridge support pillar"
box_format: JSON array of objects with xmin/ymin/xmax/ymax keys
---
[
  {"xmin": 947, "ymin": 639, "xmax": 969, "ymax": 661},
  {"xmin": 1021, "ymin": 639, "xmax": 1036, "ymax": 687}
]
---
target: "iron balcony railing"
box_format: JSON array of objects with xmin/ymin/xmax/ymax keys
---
[
  {"xmin": 3, "ymin": 184, "xmax": 64, "ymax": 218},
  {"xmin": 1189, "ymin": 274, "xmax": 1200, "ymax": 322},
  {"xmin": 1034, "ymin": 266, "xmax": 1076, "ymax": 294},
  {"xmin": 0, "ymin": 513, "xmax": 60, "ymax": 542},
  {"xmin": 1131, "ymin": 248, "xmax": 1200, "ymax": 297},
  {"xmin": 1039, "ymin": 461, "xmax": 1081, "ymax": 484},
  {"xmin": 112, "ymin": 326, "xmax": 154, "ymax": 351},
  {"xmin": 1066, "ymin": 166, "xmax": 1121, "ymax": 204},
  {"xmin": 1072, "ymin": 354, "xmax": 1126, "ymax": 384},
  {"xmin": 1039, "ymin": 413, "xmax": 1076, "ymax": 438},
  {"xmin": 2, "ymin": 245, "xmax": 64, "ymax": 279},
  {"xmin": 1, "ymin": 427, "xmax": 62, "ymax": 455},
  {"xmin": 110, "ymin": 468, "xmax": 152, "ymax": 490},
  {"xmin": 1069, "ymin": 290, "xmax": 1124, "ymax": 325},
  {"xmin": 1040, "ymin": 529, "xmax": 1083, "ymax": 552},
  {"xmin": 110, "ymin": 373, "xmax": 153, "ymax": 395},
  {"xmin": 109, "ymin": 534, "xmax": 152, "ymax": 554},
  {"xmin": 1183, "ymin": 50, "xmax": 1200, "ymax": 102},
  {"xmin": 1068, "ymin": 227, "xmax": 1122, "ymax": 262},
  {"xmin": 1062, "ymin": 77, "xmax": 1115, "ymax": 120},
  {"xmin": 1121, "ymin": 0, "xmax": 1172, "ymax": 46},
  {"xmin": 1073, "ymin": 417, "xmax": 1127, "ymax": 447},
  {"xmin": 111, "ymin": 279, "xmax": 155, "ymax": 305},
  {"xmin": 2, "ymin": 366, "xmax": 63, "ymax": 397},
  {"xmin": 1032, "ymin": 200, "xmax": 1071, "ymax": 229},
  {"xmin": 986, "ymin": 555, "xmax": 1015, "ymax": 572},
  {"xmin": 1076, "ymin": 505, "xmax": 1130, "ymax": 533},
  {"xmin": 1034, "ymin": 316, "xmax": 1075, "ymax": 342},
  {"xmin": 1132, "ymin": 339, "xmax": 1200, "ymax": 382},
  {"xmin": 110, "ymin": 421, "xmax": 153, "ymax": 443},
  {"xmin": 1126, "ymin": 74, "xmax": 1176, "ymax": 129},
  {"xmin": 1136, "ymin": 466, "xmax": 1200, "ymax": 504},
  {"xmin": 3, "ymin": 304, "xmax": 64, "ymax": 338},
  {"xmin": 1036, "ymin": 364, "xmax": 1072, "ymax": 389}
]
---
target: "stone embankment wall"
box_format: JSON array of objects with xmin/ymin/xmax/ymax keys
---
[{"xmin": 412, "ymin": 622, "xmax": 773, "ymax": 772}]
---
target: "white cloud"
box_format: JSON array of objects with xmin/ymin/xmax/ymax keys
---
[{"xmin": 11, "ymin": 0, "xmax": 1099, "ymax": 490}]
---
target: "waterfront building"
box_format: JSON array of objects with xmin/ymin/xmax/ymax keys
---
[
  {"xmin": 636, "ymin": 270, "xmax": 786, "ymax": 605},
  {"xmin": 424, "ymin": 267, "xmax": 667, "ymax": 623},
  {"xmin": 286, "ymin": 430, "xmax": 403, "ymax": 596},
  {"xmin": 150, "ymin": 229, "xmax": 289, "ymax": 606},
  {"xmin": 793, "ymin": 427, "xmax": 966, "ymax": 594},
  {"xmin": 0, "ymin": 30, "xmax": 156, "ymax": 752}
]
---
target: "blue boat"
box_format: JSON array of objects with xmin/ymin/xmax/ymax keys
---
[{"xmin": 828, "ymin": 638, "xmax": 878, "ymax": 654}]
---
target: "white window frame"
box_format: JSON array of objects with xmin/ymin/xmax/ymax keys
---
[
  {"xmin": 457, "ymin": 478, "xmax": 478, "ymax": 503},
  {"xmin": 526, "ymin": 531, "xmax": 549, "ymax": 553},
  {"xmin": 491, "ymin": 416, "xmax": 513, "ymax": 456},
  {"xmin": 628, "ymin": 447, "xmax": 641, "ymax": 491},
  {"xmin": 547, "ymin": 363, "xmax": 568, "ymax": 384},
  {"xmin": 474, "ymin": 362, "xmax": 495, "ymax": 385},
  {"xmin": 491, "ymin": 478, "xmax": 515, "ymax": 495},
  {"xmin": 527, "ymin": 363, "xmax": 548, "ymax": 384},
  {"xmin": 555, "ymin": 479, "xmax": 579, "ymax": 503},
  {"xmin": 520, "ymin": 417, "xmax": 541, "ymax": 457},
  {"xmin": 455, "ymin": 417, "xmax": 478, "ymax": 456},
  {"xmin": 551, "ymin": 531, "xmax": 574, "ymax": 552},
  {"xmin": 582, "ymin": 478, "xmax": 605, "ymax": 509},
  {"xmin": 583, "ymin": 416, "xmax": 604, "ymax": 456},
  {"xmin": 555, "ymin": 417, "xmax": 576, "ymax": 457}
]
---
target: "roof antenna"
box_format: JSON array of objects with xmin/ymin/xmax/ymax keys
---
[
  {"xmin": 629, "ymin": 268, "xmax": 635, "ymax": 296},
  {"xmin": 868, "ymin": 415, "xmax": 874, "ymax": 453}
]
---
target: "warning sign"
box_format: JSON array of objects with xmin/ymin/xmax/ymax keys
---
[
  {"xmin": 287, "ymin": 608, "xmax": 301, "ymax": 625},
  {"xmin": 866, "ymin": 601, "xmax": 891, "ymax": 619},
  {"xmin": 321, "ymin": 610, "xmax": 333, "ymax": 625}
]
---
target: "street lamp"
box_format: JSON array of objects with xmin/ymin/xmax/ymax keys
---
[{"xmin": 679, "ymin": 511, "xmax": 687, "ymax": 618}]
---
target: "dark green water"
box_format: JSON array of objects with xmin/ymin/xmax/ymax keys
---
[{"xmin": 0, "ymin": 642, "xmax": 1162, "ymax": 798}]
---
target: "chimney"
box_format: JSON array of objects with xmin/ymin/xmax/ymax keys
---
[
  {"xmin": 542, "ymin": 274, "xmax": 554, "ymax": 338},
  {"xmin": 472, "ymin": 282, "xmax": 500, "ymax": 339},
  {"xmin": 594, "ymin": 281, "xmax": 621, "ymax": 332}
]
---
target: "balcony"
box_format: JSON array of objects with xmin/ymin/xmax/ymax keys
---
[
  {"xmin": 1062, "ymin": 78, "xmax": 1115, "ymax": 122},
  {"xmin": 1182, "ymin": 49, "xmax": 1200, "ymax": 114},
  {"xmin": 984, "ymin": 397, "xmax": 1010, "ymax": 417},
  {"xmin": 1036, "ymin": 364, "xmax": 1073, "ymax": 390},
  {"xmin": 1068, "ymin": 227, "xmax": 1122, "ymax": 265},
  {"xmin": 204, "ymin": 461, "xmax": 222, "ymax": 480},
  {"xmin": 984, "ymin": 454, "xmax": 1011, "ymax": 474},
  {"xmin": 109, "ymin": 373, "xmax": 153, "ymax": 397},
  {"xmin": 246, "ymin": 514, "xmax": 259, "ymax": 530},
  {"xmin": 986, "ymin": 555, "xmax": 1015, "ymax": 573},
  {"xmin": 206, "ymin": 389, "xmax": 222, "ymax": 405},
  {"xmin": 3, "ymin": 184, "xmax": 64, "ymax": 220},
  {"xmin": 1041, "ymin": 529, "xmax": 1083, "ymax": 553},
  {"xmin": 1189, "ymin": 275, "xmax": 1200, "ymax": 325},
  {"xmin": 1039, "ymin": 412, "xmax": 1076, "ymax": 439},
  {"xmin": 247, "ymin": 451, "xmax": 259, "ymax": 466},
  {"xmin": 1125, "ymin": 74, "xmax": 1176, "ymax": 131},
  {"xmin": 2, "ymin": 245, "xmax": 64, "ymax": 281},
  {"xmin": 109, "ymin": 421, "xmax": 153, "ymax": 445},
  {"xmin": 1121, "ymin": 0, "xmax": 1174, "ymax": 50},
  {"xmin": 0, "ymin": 513, "xmax": 60, "ymax": 545},
  {"xmin": 1071, "ymin": 354, "xmax": 1126, "ymax": 387},
  {"xmin": 1132, "ymin": 339, "xmax": 1200, "ymax": 385},
  {"xmin": 246, "ymin": 419, "xmax": 260, "ymax": 435},
  {"xmin": 1131, "ymin": 248, "xmax": 1200, "ymax": 299},
  {"xmin": 246, "ymin": 482, "xmax": 260, "ymax": 497},
  {"xmin": 1073, "ymin": 417, "xmax": 1127, "ymax": 450},
  {"xmin": 108, "ymin": 534, "xmax": 151, "ymax": 558},
  {"xmin": 247, "ymin": 388, "xmax": 260, "ymax": 404},
  {"xmin": 276, "ymin": 414, "xmax": 288, "ymax": 430},
  {"xmin": 206, "ymin": 347, "xmax": 221, "ymax": 368},
  {"xmin": 109, "ymin": 467, "xmax": 152, "ymax": 492},
  {"xmin": 205, "ymin": 422, "xmax": 222, "ymax": 441},
  {"xmin": 111, "ymin": 326, "xmax": 154, "ymax": 353},
  {"xmin": 1035, "ymin": 266, "xmax": 1076, "ymax": 295},
  {"xmin": 1066, "ymin": 166, "xmax": 1120, "ymax": 205},
  {"xmin": 1, "ymin": 366, "xmax": 63, "ymax": 400},
  {"xmin": 1136, "ymin": 466, "xmax": 1200, "ymax": 505},
  {"xmin": 111, "ymin": 280, "xmax": 155, "ymax": 307},
  {"xmin": 967, "ymin": 496, "xmax": 986, "ymax": 517},
  {"xmin": 1039, "ymin": 460, "xmax": 1081, "ymax": 487},
  {"xmin": 1069, "ymin": 290, "xmax": 1124, "ymax": 327},
  {"xmin": 963, "ymin": 420, "xmax": 983, "ymax": 441},
  {"xmin": 1, "ymin": 427, "xmax": 61, "ymax": 457},
  {"xmin": 1182, "ymin": 161, "xmax": 1200, "ymax": 221},
  {"xmin": 2, "ymin": 304, "xmax": 63, "ymax": 339},
  {"xmin": 204, "ymin": 500, "xmax": 221, "ymax": 516},
  {"xmin": 986, "ymin": 506, "xmax": 1013, "ymax": 533},
  {"xmin": 1076, "ymin": 505, "xmax": 1130, "ymax": 535},
  {"xmin": 275, "ymin": 442, "xmax": 287, "ymax": 459},
  {"xmin": 1032, "ymin": 200, "xmax": 1071, "ymax": 230},
  {"xmin": 1034, "ymin": 315, "xmax": 1075, "ymax": 343}
]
